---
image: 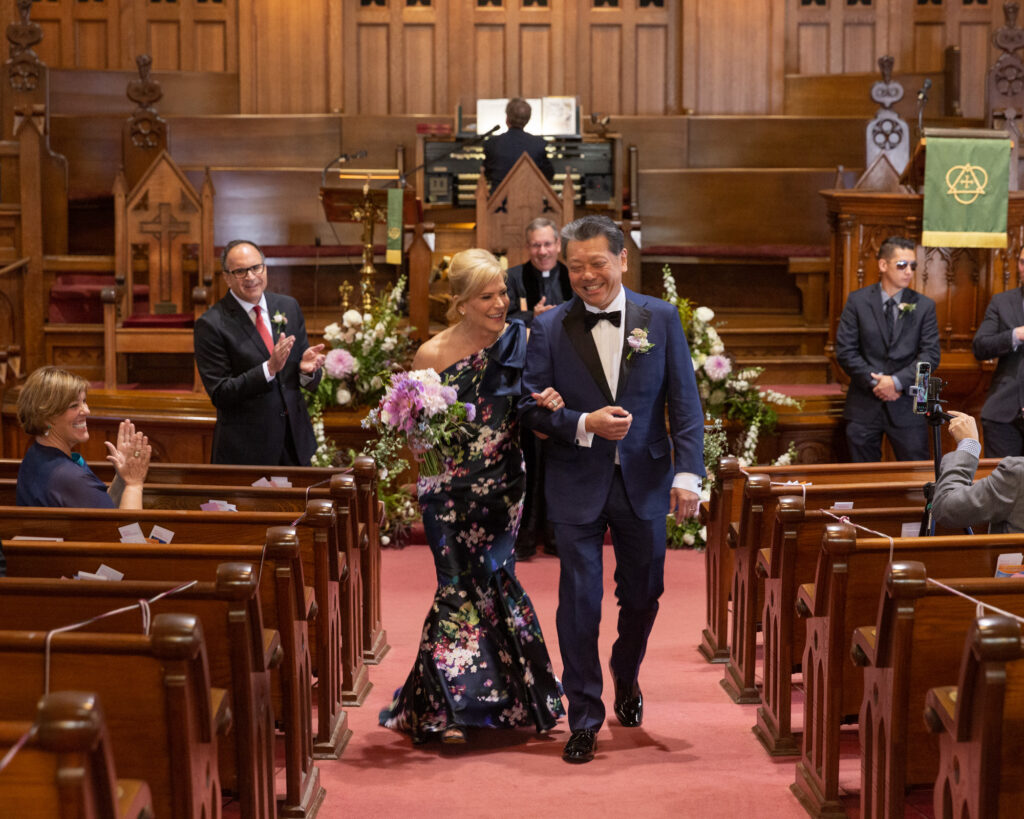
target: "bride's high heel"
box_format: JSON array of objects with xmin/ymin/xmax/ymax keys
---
[{"xmin": 441, "ymin": 724, "xmax": 467, "ymax": 744}]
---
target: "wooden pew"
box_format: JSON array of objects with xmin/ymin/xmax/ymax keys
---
[
  {"xmin": 0, "ymin": 563, "xmax": 278, "ymax": 819},
  {"xmin": 753, "ymin": 500, "xmax": 944, "ymax": 757},
  {"xmin": 925, "ymin": 615, "xmax": 1024, "ymax": 819},
  {"xmin": 0, "ymin": 690, "xmax": 154, "ymax": 819},
  {"xmin": 854, "ymin": 562, "xmax": 1024, "ymax": 819},
  {"xmin": 700, "ymin": 455, "xmax": 999, "ymax": 665},
  {"xmin": 0, "ymin": 613, "xmax": 226, "ymax": 819},
  {"xmin": 0, "ymin": 454, "xmax": 388, "ymax": 666},
  {"xmin": 2, "ymin": 529, "xmax": 323, "ymax": 819},
  {"xmin": 722, "ymin": 476, "xmax": 930, "ymax": 705},
  {"xmin": 790, "ymin": 526, "xmax": 1024, "ymax": 819},
  {"xmin": 0, "ymin": 501, "xmax": 353, "ymax": 762}
]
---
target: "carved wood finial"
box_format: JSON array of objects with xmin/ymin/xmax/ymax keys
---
[
  {"xmin": 6, "ymin": 0, "xmax": 43, "ymax": 93},
  {"xmin": 878, "ymin": 55, "xmax": 894, "ymax": 85},
  {"xmin": 994, "ymin": 2, "xmax": 1024, "ymax": 55},
  {"xmin": 127, "ymin": 54, "xmax": 162, "ymax": 110}
]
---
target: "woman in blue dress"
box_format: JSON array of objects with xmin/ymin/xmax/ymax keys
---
[
  {"xmin": 379, "ymin": 249, "xmax": 566, "ymax": 744},
  {"xmin": 15, "ymin": 366, "xmax": 152, "ymax": 509}
]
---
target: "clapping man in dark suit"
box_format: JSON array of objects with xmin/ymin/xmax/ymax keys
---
[
  {"xmin": 482, "ymin": 97, "xmax": 555, "ymax": 191},
  {"xmin": 972, "ymin": 246, "xmax": 1024, "ymax": 457},
  {"xmin": 835, "ymin": 235, "xmax": 941, "ymax": 461},
  {"xmin": 194, "ymin": 240, "xmax": 325, "ymax": 465},
  {"xmin": 519, "ymin": 215, "xmax": 705, "ymax": 763}
]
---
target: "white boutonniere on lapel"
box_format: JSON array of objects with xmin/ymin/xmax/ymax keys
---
[
  {"xmin": 272, "ymin": 311, "xmax": 288, "ymax": 335},
  {"xmin": 626, "ymin": 327, "xmax": 654, "ymax": 360},
  {"xmin": 897, "ymin": 302, "xmax": 916, "ymax": 318}
]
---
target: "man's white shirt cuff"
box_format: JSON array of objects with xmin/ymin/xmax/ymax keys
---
[
  {"xmin": 262, "ymin": 361, "xmax": 274, "ymax": 382},
  {"xmin": 575, "ymin": 413, "xmax": 595, "ymax": 447},
  {"xmin": 673, "ymin": 472, "xmax": 701, "ymax": 495}
]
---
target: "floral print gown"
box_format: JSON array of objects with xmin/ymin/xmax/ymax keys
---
[{"xmin": 379, "ymin": 320, "xmax": 565, "ymax": 739}]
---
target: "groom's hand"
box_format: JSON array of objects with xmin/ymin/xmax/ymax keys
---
[
  {"xmin": 585, "ymin": 406, "xmax": 632, "ymax": 441},
  {"xmin": 670, "ymin": 488, "xmax": 700, "ymax": 524}
]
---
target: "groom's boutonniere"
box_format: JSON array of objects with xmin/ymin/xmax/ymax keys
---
[
  {"xmin": 627, "ymin": 327, "xmax": 654, "ymax": 360},
  {"xmin": 272, "ymin": 311, "xmax": 288, "ymax": 334},
  {"xmin": 897, "ymin": 302, "xmax": 916, "ymax": 318}
]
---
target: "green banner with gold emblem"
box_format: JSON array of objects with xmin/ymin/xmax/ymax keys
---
[
  {"xmin": 386, "ymin": 187, "xmax": 403, "ymax": 265},
  {"xmin": 922, "ymin": 136, "xmax": 1009, "ymax": 248}
]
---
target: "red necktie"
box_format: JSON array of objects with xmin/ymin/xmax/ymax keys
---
[{"xmin": 252, "ymin": 304, "xmax": 274, "ymax": 354}]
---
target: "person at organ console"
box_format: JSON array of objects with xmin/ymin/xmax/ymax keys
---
[{"xmin": 483, "ymin": 97, "xmax": 555, "ymax": 191}]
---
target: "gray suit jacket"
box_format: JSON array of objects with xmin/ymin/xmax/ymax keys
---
[
  {"xmin": 835, "ymin": 283, "xmax": 941, "ymax": 426},
  {"xmin": 932, "ymin": 448, "xmax": 1024, "ymax": 533},
  {"xmin": 973, "ymin": 286, "xmax": 1024, "ymax": 423}
]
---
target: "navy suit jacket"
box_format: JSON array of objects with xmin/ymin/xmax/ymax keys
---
[
  {"xmin": 194, "ymin": 292, "xmax": 321, "ymax": 465},
  {"xmin": 518, "ymin": 289, "xmax": 705, "ymax": 524},
  {"xmin": 835, "ymin": 283, "xmax": 940, "ymax": 427},
  {"xmin": 483, "ymin": 127, "xmax": 555, "ymax": 190},
  {"xmin": 973, "ymin": 286, "xmax": 1024, "ymax": 423}
]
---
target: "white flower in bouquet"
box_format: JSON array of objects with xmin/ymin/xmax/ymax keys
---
[
  {"xmin": 374, "ymin": 323, "xmax": 387, "ymax": 339},
  {"xmin": 694, "ymin": 352, "xmax": 707, "ymax": 367},
  {"xmin": 382, "ymin": 337, "xmax": 396, "ymax": 352},
  {"xmin": 342, "ymin": 309, "xmax": 363, "ymax": 328},
  {"xmin": 362, "ymin": 312, "xmax": 372, "ymax": 324},
  {"xmin": 709, "ymin": 389, "xmax": 726, "ymax": 406},
  {"xmin": 695, "ymin": 306, "xmax": 715, "ymax": 323},
  {"xmin": 683, "ymin": 532, "xmax": 695, "ymax": 546},
  {"xmin": 335, "ymin": 387, "xmax": 352, "ymax": 406},
  {"xmin": 370, "ymin": 375, "xmax": 384, "ymax": 390},
  {"xmin": 710, "ymin": 342, "xmax": 724, "ymax": 355},
  {"xmin": 699, "ymin": 525, "xmax": 707, "ymax": 541},
  {"xmin": 324, "ymin": 322, "xmax": 344, "ymax": 344}
]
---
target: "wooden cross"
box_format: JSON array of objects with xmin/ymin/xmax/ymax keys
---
[{"xmin": 139, "ymin": 202, "xmax": 190, "ymax": 308}]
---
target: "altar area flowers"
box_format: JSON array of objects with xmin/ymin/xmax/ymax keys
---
[
  {"xmin": 662, "ymin": 265, "xmax": 800, "ymax": 549},
  {"xmin": 303, "ymin": 276, "xmax": 417, "ymax": 545}
]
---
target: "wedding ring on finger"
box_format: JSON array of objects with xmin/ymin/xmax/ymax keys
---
[{"xmin": 133, "ymin": 450, "xmax": 140, "ymax": 457}]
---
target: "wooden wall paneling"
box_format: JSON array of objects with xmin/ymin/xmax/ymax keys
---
[
  {"xmin": 682, "ymin": 0, "xmax": 783, "ymax": 114},
  {"xmin": 397, "ymin": 2, "xmax": 446, "ymax": 115},
  {"xmin": 243, "ymin": 0, "xmax": 338, "ymax": 114},
  {"xmin": 49, "ymin": 70, "xmax": 240, "ymax": 116},
  {"xmin": 192, "ymin": 0, "xmax": 235, "ymax": 74}
]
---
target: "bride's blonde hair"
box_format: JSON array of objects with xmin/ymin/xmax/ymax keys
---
[{"xmin": 446, "ymin": 249, "xmax": 506, "ymax": 323}]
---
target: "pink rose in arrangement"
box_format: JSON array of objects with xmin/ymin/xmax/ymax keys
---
[{"xmin": 324, "ymin": 348, "xmax": 356, "ymax": 379}]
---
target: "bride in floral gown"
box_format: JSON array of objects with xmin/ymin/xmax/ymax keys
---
[{"xmin": 379, "ymin": 249, "xmax": 566, "ymax": 744}]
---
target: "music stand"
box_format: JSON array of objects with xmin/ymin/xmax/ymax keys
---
[{"xmin": 320, "ymin": 170, "xmax": 418, "ymax": 310}]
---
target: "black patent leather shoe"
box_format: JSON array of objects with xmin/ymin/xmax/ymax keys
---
[
  {"xmin": 612, "ymin": 673, "xmax": 644, "ymax": 727},
  {"xmin": 562, "ymin": 729, "xmax": 598, "ymax": 763}
]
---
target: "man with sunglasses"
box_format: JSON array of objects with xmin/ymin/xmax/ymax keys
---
[
  {"xmin": 835, "ymin": 236, "xmax": 941, "ymax": 461},
  {"xmin": 194, "ymin": 239, "xmax": 326, "ymax": 464},
  {"xmin": 971, "ymin": 246, "xmax": 1024, "ymax": 457}
]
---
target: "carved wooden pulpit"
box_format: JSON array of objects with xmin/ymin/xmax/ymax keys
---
[{"xmin": 475, "ymin": 153, "xmax": 574, "ymax": 268}]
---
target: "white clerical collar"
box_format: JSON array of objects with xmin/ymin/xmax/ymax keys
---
[{"xmin": 584, "ymin": 286, "xmax": 626, "ymax": 314}]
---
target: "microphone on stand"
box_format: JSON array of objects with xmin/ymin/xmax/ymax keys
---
[
  {"xmin": 321, "ymin": 150, "xmax": 368, "ymax": 185},
  {"xmin": 916, "ymin": 79, "xmax": 932, "ymax": 137}
]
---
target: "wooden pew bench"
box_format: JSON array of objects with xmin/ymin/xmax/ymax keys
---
[
  {"xmin": 0, "ymin": 613, "xmax": 227, "ymax": 819},
  {"xmin": 0, "ymin": 501, "xmax": 355, "ymax": 763},
  {"xmin": 791, "ymin": 526, "xmax": 1024, "ymax": 819},
  {"xmin": 0, "ymin": 691, "xmax": 154, "ymax": 819},
  {"xmin": 854, "ymin": 562, "xmax": 1024, "ymax": 819},
  {"xmin": 2, "ymin": 529, "xmax": 323, "ymax": 819},
  {"xmin": 0, "ymin": 563, "xmax": 278, "ymax": 819},
  {"xmin": 0, "ymin": 454, "xmax": 387, "ymax": 668},
  {"xmin": 701, "ymin": 455, "xmax": 999, "ymax": 665},
  {"xmin": 925, "ymin": 615, "xmax": 1024, "ymax": 819},
  {"xmin": 723, "ymin": 476, "xmax": 932, "ymax": 706},
  {"xmin": 753, "ymin": 501, "xmax": 954, "ymax": 757}
]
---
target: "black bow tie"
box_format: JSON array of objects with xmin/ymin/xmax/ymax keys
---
[{"xmin": 584, "ymin": 310, "xmax": 621, "ymax": 330}]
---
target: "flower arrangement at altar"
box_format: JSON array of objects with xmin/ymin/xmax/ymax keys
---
[
  {"xmin": 305, "ymin": 275, "xmax": 414, "ymax": 467},
  {"xmin": 362, "ymin": 368, "xmax": 476, "ymax": 478},
  {"xmin": 661, "ymin": 265, "xmax": 800, "ymax": 550}
]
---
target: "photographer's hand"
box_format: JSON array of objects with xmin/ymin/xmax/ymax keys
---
[{"xmin": 946, "ymin": 410, "xmax": 979, "ymax": 444}]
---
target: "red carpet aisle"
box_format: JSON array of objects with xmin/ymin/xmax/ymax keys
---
[{"xmin": 313, "ymin": 546, "xmax": 815, "ymax": 819}]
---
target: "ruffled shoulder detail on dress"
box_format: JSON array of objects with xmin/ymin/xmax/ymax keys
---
[{"xmin": 481, "ymin": 319, "xmax": 527, "ymax": 396}]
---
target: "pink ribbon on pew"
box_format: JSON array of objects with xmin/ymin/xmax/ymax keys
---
[
  {"xmin": 926, "ymin": 577, "xmax": 1024, "ymax": 625},
  {"xmin": 820, "ymin": 508, "xmax": 897, "ymax": 564},
  {"xmin": 0, "ymin": 724, "xmax": 38, "ymax": 774},
  {"xmin": 42, "ymin": 579, "xmax": 198, "ymax": 695}
]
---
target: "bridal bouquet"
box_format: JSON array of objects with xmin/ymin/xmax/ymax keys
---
[{"xmin": 362, "ymin": 368, "xmax": 476, "ymax": 477}]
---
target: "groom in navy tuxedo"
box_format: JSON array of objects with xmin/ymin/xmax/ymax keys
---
[{"xmin": 519, "ymin": 215, "xmax": 705, "ymax": 763}]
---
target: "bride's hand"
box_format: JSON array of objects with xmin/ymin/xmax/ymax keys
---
[{"xmin": 532, "ymin": 387, "xmax": 564, "ymax": 412}]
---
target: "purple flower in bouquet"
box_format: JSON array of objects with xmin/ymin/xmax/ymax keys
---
[
  {"xmin": 324, "ymin": 347, "xmax": 356, "ymax": 379},
  {"xmin": 464, "ymin": 403, "xmax": 476, "ymax": 422},
  {"xmin": 703, "ymin": 354, "xmax": 732, "ymax": 382}
]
